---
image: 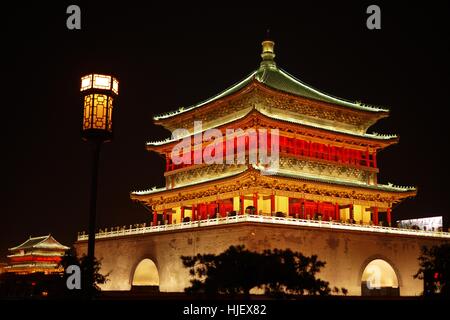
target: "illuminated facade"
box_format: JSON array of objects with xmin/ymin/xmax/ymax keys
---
[
  {"xmin": 131, "ymin": 40, "xmax": 416, "ymax": 226},
  {"xmin": 76, "ymin": 40, "xmax": 450, "ymax": 295},
  {"xmin": 5, "ymin": 235, "xmax": 69, "ymax": 275}
]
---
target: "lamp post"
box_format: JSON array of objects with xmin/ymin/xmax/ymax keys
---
[{"xmin": 80, "ymin": 74, "xmax": 118, "ymax": 297}]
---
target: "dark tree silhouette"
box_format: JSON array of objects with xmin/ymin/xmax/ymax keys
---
[
  {"xmin": 261, "ymin": 248, "xmax": 331, "ymax": 296},
  {"xmin": 182, "ymin": 245, "xmax": 343, "ymax": 298},
  {"xmin": 414, "ymin": 243, "xmax": 450, "ymax": 297}
]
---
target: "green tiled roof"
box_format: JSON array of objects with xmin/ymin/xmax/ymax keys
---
[
  {"xmin": 260, "ymin": 166, "xmax": 416, "ymax": 193},
  {"xmin": 154, "ymin": 43, "xmax": 388, "ymax": 121},
  {"xmin": 131, "ymin": 165, "xmax": 415, "ymax": 197},
  {"xmin": 254, "ymin": 67, "xmax": 387, "ymax": 112},
  {"xmin": 147, "ymin": 107, "xmax": 396, "ymax": 146}
]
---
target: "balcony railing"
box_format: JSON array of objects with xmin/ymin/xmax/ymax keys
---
[{"xmin": 77, "ymin": 214, "xmax": 450, "ymax": 241}]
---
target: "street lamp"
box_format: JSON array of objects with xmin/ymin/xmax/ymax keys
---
[
  {"xmin": 81, "ymin": 74, "xmax": 119, "ymax": 141},
  {"xmin": 80, "ymin": 73, "xmax": 118, "ymax": 297}
]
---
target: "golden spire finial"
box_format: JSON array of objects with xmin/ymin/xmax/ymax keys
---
[{"xmin": 260, "ymin": 29, "xmax": 276, "ymax": 68}]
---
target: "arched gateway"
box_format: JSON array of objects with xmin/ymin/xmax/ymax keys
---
[
  {"xmin": 361, "ymin": 258, "xmax": 400, "ymax": 296},
  {"xmin": 131, "ymin": 259, "xmax": 160, "ymax": 291},
  {"xmin": 76, "ymin": 39, "xmax": 450, "ymax": 296}
]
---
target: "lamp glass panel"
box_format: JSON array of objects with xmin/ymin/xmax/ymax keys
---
[
  {"xmin": 80, "ymin": 75, "xmax": 92, "ymax": 91},
  {"xmin": 112, "ymin": 79, "xmax": 119, "ymax": 95},
  {"xmin": 93, "ymin": 74, "xmax": 111, "ymax": 90},
  {"xmin": 83, "ymin": 94, "xmax": 93, "ymax": 129},
  {"xmin": 107, "ymin": 96, "xmax": 113, "ymax": 131},
  {"xmin": 93, "ymin": 94, "xmax": 107, "ymax": 130}
]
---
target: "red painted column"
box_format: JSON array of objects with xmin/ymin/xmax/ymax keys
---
[
  {"xmin": 152, "ymin": 210, "xmax": 158, "ymax": 226},
  {"xmin": 335, "ymin": 203, "xmax": 340, "ymax": 221},
  {"xmin": 357, "ymin": 150, "xmax": 362, "ymax": 166},
  {"xmin": 349, "ymin": 204, "xmax": 354, "ymax": 223},
  {"xmin": 202, "ymin": 203, "xmax": 207, "ymax": 220},
  {"xmin": 240, "ymin": 195, "xmax": 244, "ymax": 215},
  {"xmin": 387, "ymin": 207, "xmax": 392, "ymax": 226},
  {"xmin": 373, "ymin": 151, "xmax": 377, "ymax": 168},
  {"xmin": 270, "ymin": 194, "xmax": 275, "ymax": 214},
  {"xmin": 223, "ymin": 140, "xmax": 226, "ymax": 160},
  {"xmin": 373, "ymin": 207, "xmax": 379, "ymax": 225},
  {"xmin": 318, "ymin": 144, "xmax": 324, "ymax": 160},
  {"xmin": 163, "ymin": 210, "xmax": 167, "ymax": 225},
  {"xmin": 168, "ymin": 212, "xmax": 172, "ymax": 224},
  {"xmin": 316, "ymin": 201, "xmax": 319, "ymax": 217},
  {"xmin": 294, "ymin": 137, "xmax": 298, "ymax": 155},
  {"xmin": 212, "ymin": 202, "xmax": 218, "ymax": 218},
  {"xmin": 181, "ymin": 206, "xmax": 185, "ymax": 222},
  {"xmin": 365, "ymin": 148, "xmax": 370, "ymax": 167},
  {"xmin": 256, "ymin": 132, "xmax": 260, "ymax": 159},
  {"xmin": 217, "ymin": 201, "xmax": 222, "ymax": 217},
  {"xmin": 287, "ymin": 197, "xmax": 293, "ymax": 218},
  {"xmin": 221, "ymin": 201, "xmax": 226, "ymax": 217},
  {"xmin": 201, "ymin": 203, "xmax": 205, "ymax": 220},
  {"xmin": 253, "ymin": 193, "xmax": 258, "ymax": 215},
  {"xmin": 301, "ymin": 199, "xmax": 305, "ymax": 219}
]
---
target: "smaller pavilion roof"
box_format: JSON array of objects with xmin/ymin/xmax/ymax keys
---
[{"xmin": 9, "ymin": 235, "xmax": 70, "ymax": 252}]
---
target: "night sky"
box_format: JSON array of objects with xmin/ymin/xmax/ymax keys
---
[{"xmin": 2, "ymin": 2, "xmax": 449, "ymax": 259}]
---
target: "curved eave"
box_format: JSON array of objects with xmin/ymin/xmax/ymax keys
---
[
  {"xmin": 272, "ymin": 68, "xmax": 389, "ymax": 113},
  {"xmin": 7, "ymin": 252, "xmax": 66, "ymax": 258},
  {"xmin": 131, "ymin": 165, "xmax": 416, "ymax": 203},
  {"xmin": 146, "ymin": 108, "xmax": 398, "ymax": 153},
  {"xmin": 131, "ymin": 166, "xmax": 248, "ymax": 198},
  {"xmin": 260, "ymin": 167, "xmax": 417, "ymax": 195},
  {"xmin": 153, "ymin": 71, "xmax": 256, "ymax": 122},
  {"xmin": 153, "ymin": 66, "xmax": 389, "ymax": 124}
]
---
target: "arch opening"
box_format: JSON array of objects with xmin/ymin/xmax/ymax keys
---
[
  {"xmin": 361, "ymin": 259, "xmax": 399, "ymax": 296},
  {"xmin": 131, "ymin": 259, "xmax": 160, "ymax": 292}
]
